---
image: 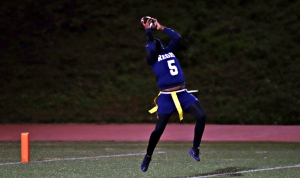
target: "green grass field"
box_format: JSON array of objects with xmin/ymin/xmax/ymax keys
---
[{"xmin": 0, "ymin": 142, "xmax": 299, "ymax": 178}]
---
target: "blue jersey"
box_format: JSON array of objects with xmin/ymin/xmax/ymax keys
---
[{"xmin": 145, "ymin": 27, "xmax": 185, "ymax": 91}]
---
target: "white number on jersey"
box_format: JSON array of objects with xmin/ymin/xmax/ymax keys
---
[{"xmin": 167, "ymin": 60, "xmax": 178, "ymax": 76}]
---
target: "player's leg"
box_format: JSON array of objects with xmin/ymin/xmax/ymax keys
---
[
  {"xmin": 141, "ymin": 114, "xmax": 171, "ymax": 172},
  {"xmin": 185, "ymin": 101, "xmax": 206, "ymax": 161},
  {"xmin": 147, "ymin": 114, "xmax": 171, "ymax": 156}
]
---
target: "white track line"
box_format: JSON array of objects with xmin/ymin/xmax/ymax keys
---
[
  {"xmin": 190, "ymin": 164, "xmax": 300, "ymax": 178},
  {"xmin": 0, "ymin": 151, "xmax": 165, "ymax": 166}
]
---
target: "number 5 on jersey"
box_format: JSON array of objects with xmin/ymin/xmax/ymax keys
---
[{"xmin": 167, "ymin": 60, "xmax": 178, "ymax": 76}]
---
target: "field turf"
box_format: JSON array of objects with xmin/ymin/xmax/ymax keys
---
[{"xmin": 0, "ymin": 142, "xmax": 299, "ymax": 178}]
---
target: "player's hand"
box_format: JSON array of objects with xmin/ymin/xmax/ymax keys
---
[
  {"xmin": 142, "ymin": 18, "xmax": 151, "ymax": 29},
  {"xmin": 152, "ymin": 18, "xmax": 164, "ymax": 30}
]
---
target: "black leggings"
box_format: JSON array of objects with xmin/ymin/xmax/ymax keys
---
[{"xmin": 146, "ymin": 101, "xmax": 206, "ymax": 156}]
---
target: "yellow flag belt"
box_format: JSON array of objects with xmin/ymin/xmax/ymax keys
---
[{"xmin": 148, "ymin": 89, "xmax": 198, "ymax": 121}]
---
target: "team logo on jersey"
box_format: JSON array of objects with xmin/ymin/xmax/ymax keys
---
[{"xmin": 158, "ymin": 52, "xmax": 175, "ymax": 62}]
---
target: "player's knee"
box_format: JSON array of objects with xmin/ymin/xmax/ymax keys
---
[{"xmin": 196, "ymin": 112, "xmax": 206, "ymax": 122}]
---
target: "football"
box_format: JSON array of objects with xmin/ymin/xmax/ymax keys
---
[{"xmin": 141, "ymin": 16, "xmax": 157, "ymax": 29}]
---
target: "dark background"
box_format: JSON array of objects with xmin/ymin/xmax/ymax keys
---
[{"xmin": 1, "ymin": 0, "xmax": 299, "ymax": 124}]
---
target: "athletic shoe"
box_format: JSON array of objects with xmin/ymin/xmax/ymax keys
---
[
  {"xmin": 189, "ymin": 147, "xmax": 200, "ymax": 161},
  {"xmin": 140, "ymin": 154, "xmax": 151, "ymax": 172}
]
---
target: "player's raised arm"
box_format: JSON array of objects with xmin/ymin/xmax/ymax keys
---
[
  {"xmin": 163, "ymin": 27, "xmax": 181, "ymax": 52},
  {"xmin": 141, "ymin": 17, "xmax": 158, "ymax": 65},
  {"xmin": 151, "ymin": 18, "xmax": 181, "ymax": 52}
]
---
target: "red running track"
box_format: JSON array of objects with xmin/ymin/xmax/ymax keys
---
[{"xmin": 0, "ymin": 124, "xmax": 299, "ymax": 142}]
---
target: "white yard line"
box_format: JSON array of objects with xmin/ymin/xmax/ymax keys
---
[
  {"xmin": 190, "ymin": 164, "xmax": 300, "ymax": 178},
  {"xmin": 2, "ymin": 153, "xmax": 299, "ymax": 177},
  {"xmin": 0, "ymin": 151, "xmax": 165, "ymax": 166}
]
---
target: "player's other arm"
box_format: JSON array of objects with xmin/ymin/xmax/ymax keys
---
[
  {"xmin": 152, "ymin": 18, "xmax": 181, "ymax": 52},
  {"xmin": 163, "ymin": 28, "xmax": 181, "ymax": 52},
  {"xmin": 145, "ymin": 29, "xmax": 157, "ymax": 65},
  {"xmin": 142, "ymin": 18, "xmax": 158, "ymax": 65}
]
